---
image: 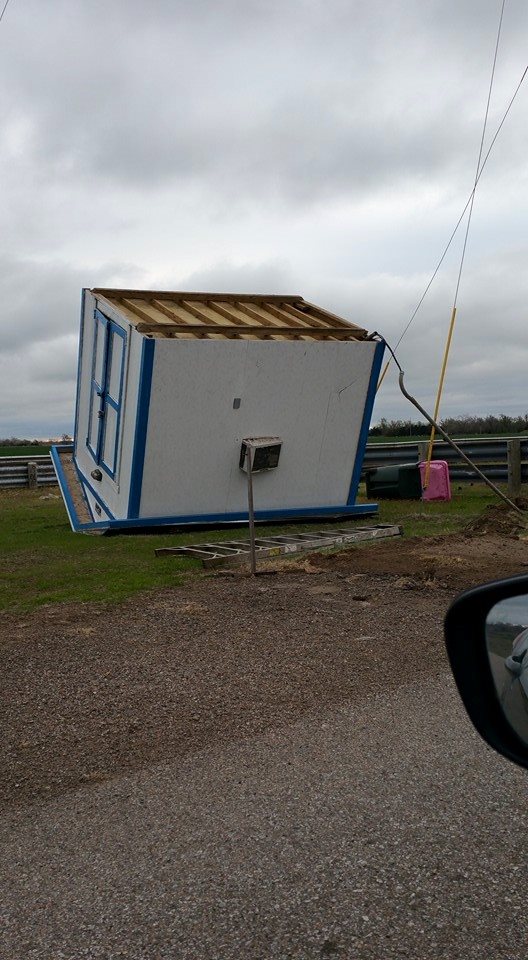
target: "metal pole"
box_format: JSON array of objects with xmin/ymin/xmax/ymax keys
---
[
  {"xmin": 398, "ymin": 370, "xmax": 523, "ymax": 513},
  {"xmin": 417, "ymin": 441, "xmax": 429, "ymax": 464},
  {"xmin": 507, "ymin": 439, "xmax": 522, "ymax": 499},
  {"xmin": 246, "ymin": 444, "xmax": 257, "ymax": 576},
  {"xmin": 27, "ymin": 461, "xmax": 38, "ymax": 490}
]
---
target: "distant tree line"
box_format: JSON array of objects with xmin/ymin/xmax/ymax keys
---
[
  {"xmin": 0, "ymin": 434, "xmax": 72, "ymax": 445},
  {"xmin": 0, "ymin": 437, "xmax": 43, "ymax": 446},
  {"xmin": 369, "ymin": 414, "xmax": 528, "ymax": 438}
]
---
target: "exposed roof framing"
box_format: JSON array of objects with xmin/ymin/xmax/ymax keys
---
[{"xmin": 91, "ymin": 289, "xmax": 368, "ymax": 342}]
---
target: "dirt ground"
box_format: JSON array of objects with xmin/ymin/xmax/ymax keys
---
[
  {"xmin": 2, "ymin": 503, "xmax": 528, "ymax": 811},
  {"xmin": 313, "ymin": 502, "xmax": 528, "ymax": 588}
]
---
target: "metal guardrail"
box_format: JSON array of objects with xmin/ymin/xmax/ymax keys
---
[
  {"xmin": 362, "ymin": 437, "xmax": 528, "ymax": 483},
  {"xmin": 0, "ymin": 454, "xmax": 57, "ymax": 488},
  {"xmin": 0, "ymin": 436, "xmax": 526, "ymax": 489}
]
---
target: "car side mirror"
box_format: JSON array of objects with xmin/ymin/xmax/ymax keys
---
[{"xmin": 445, "ymin": 574, "xmax": 528, "ymax": 770}]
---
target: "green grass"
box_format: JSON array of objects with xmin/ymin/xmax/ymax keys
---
[
  {"xmin": 358, "ymin": 482, "xmax": 496, "ymax": 538},
  {"xmin": 0, "ymin": 489, "xmax": 202, "ymax": 614},
  {"xmin": 0, "ymin": 445, "xmax": 51, "ymax": 457},
  {"xmin": 0, "ymin": 483, "xmax": 499, "ymax": 614}
]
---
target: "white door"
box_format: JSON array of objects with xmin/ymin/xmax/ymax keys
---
[{"xmin": 87, "ymin": 311, "xmax": 126, "ymax": 479}]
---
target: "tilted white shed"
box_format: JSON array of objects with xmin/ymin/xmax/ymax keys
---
[{"xmin": 52, "ymin": 288, "xmax": 384, "ymax": 532}]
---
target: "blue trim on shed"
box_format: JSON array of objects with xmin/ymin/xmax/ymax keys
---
[
  {"xmin": 75, "ymin": 468, "xmax": 117, "ymax": 520},
  {"xmin": 346, "ymin": 339, "xmax": 384, "ymax": 505},
  {"xmin": 51, "ymin": 445, "xmax": 81, "ymax": 531},
  {"xmin": 86, "ymin": 310, "xmax": 127, "ymax": 479},
  {"xmin": 128, "ymin": 337, "xmax": 155, "ymax": 518},
  {"xmin": 52, "ymin": 444, "xmax": 98, "ymax": 531},
  {"xmin": 99, "ymin": 322, "xmax": 127, "ymax": 480},
  {"xmin": 86, "ymin": 309, "xmax": 107, "ymax": 459},
  {"xmin": 73, "ymin": 288, "xmax": 86, "ymax": 459},
  {"xmin": 71, "ymin": 454, "xmax": 94, "ymax": 520},
  {"xmin": 80, "ymin": 501, "xmax": 378, "ymax": 532},
  {"xmin": 51, "ymin": 445, "xmax": 102, "ymax": 532}
]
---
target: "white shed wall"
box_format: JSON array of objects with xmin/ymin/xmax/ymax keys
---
[{"xmin": 139, "ymin": 339, "xmax": 377, "ymax": 518}]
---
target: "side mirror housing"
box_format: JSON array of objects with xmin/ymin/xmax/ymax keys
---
[{"xmin": 445, "ymin": 574, "xmax": 528, "ymax": 770}]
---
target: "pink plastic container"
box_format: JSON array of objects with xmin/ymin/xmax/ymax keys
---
[{"xmin": 419, "ymin": 460, "xmax": 452, "ymax": 502}]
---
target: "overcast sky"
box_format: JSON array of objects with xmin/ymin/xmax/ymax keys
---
[{"xmin": 0, "ymin": 0, "xmax": 527, "ymax": 437}]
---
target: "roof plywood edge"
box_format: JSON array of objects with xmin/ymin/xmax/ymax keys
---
[
  {"xmin": 91, "ymin": 288, "xmax": 303, "ymax": 303},
  {"xmin": 135, "ymin": 323, "xmax": 362, "ymax": 340},
  {"xmin": 90, "ymin": 289, "xmax": 369, "ymax": 341}
]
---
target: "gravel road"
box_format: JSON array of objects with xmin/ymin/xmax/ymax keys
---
[{"xmin": 1, "ymin": 671, "xmax": 526, "ymax": 959}]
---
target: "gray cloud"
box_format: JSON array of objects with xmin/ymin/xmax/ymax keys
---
[
  {"xmin": 172, "ymin": 258, "xmax": 295, "ymax": 294},
  {"xmin": 0, "ymin": 256, "xmax": 152, "ymax": 434},
  {"xmin": 2, "ymin": 0, "xmax": 526, "ymax": 205},
  {"xmin": 0, "ymin": 258, "xmax": 85, "ymax": 353}
]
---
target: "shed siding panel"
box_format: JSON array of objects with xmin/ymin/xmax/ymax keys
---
[{"xmin": 139, "ymin": 340, "xmax": 377, "ymax": 517}]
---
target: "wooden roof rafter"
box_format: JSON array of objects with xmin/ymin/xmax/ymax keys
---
[
  {"xmin": 135, "ymin": 322, "xmax": 363, "ymax": 341},
  {"xmin": 91, "ymin": 288, "xmax": 369, "ymax": 342}
]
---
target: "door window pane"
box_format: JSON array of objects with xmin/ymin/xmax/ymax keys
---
[
  {"xmin": 102, "ymin": 405, "xmax": 118, "ymax": 473},
  {"xmin": 88, "ymin": 317, "xmax": 125, "ymax": 478},
  {"xmin": 88, "ymin": 389, "xmax": 100, "ymax": 454},
  {"xmin": 107, "ymin": 332, "xmax": 124, "ymax": 402},
  {"xmin": 93, "ymin": 319, "xmax": 106, "ymax": 386}
]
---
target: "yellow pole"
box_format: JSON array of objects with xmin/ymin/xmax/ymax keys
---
[
  {"xmin": 377, "ymin": 358, "xmax": 391, "ymax": 392},
  {"xmin": 423, "ymin": 305, "xmax": 457, "ymax": 488}
]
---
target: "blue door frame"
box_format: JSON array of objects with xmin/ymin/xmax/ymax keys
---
[{"xmin": 86, "ymin": 310, "xmax": 126, "ymax": 480}]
